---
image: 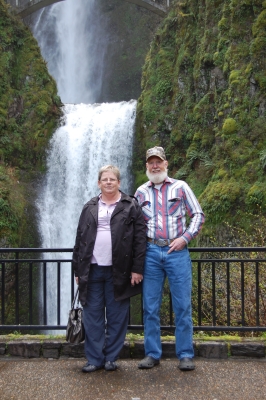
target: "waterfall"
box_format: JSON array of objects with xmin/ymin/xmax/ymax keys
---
[
  {"xmin": 32, "ymin": 0, "xmax": 106, "ymax": 103},
  {"xmin": 37, "ymin": 101, "xmax": 136, "ymax": 327},
  {"xmin": 33, "ymin": 0, "xmax": 137, "ymax": 328},
  {"xmin": 38, "ymin": 101, "xmax": 136, "ymax": 251}
]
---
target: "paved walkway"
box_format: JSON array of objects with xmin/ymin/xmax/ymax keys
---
[{"xmin": 0, "ymin": 358, "xmax": 266, "ymax": 399}]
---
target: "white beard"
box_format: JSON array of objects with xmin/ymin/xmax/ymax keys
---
[{"xmin": 146, "ymin": 169, "xmax": 168, "ymax": 184}]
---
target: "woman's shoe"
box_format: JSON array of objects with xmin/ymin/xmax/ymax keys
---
[
  {"xmin": 82, "ymin": 363, "xmax": 103, "ymax": 373},
  {"xmin": 105, "ymin": 361, "xmax": 118, "ymax": 371}
]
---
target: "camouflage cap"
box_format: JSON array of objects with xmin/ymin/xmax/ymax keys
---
[{"xmin": 146, "ymin": 146, "xmax": 166, "ymax": 161}]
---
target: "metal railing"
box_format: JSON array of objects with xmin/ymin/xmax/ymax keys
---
[
  {"xmin": 0, "ymin": 247, "xmax": 266, "ymax": 333},
  {"xmin": 0, "ymin": 248, "xmax": 74, "ymax": 331}
]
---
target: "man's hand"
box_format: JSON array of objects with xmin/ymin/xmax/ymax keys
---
[
  {"xmin": 75, "ymin": 277, "xmax": 79, "ymax": 285},
  {"xmin": 131, "ymin": 272, "xmax": 143, "ymax": 286},
  {"xmin": 168, "ymin": 237, "xmax": 187, "ymax": 254}
]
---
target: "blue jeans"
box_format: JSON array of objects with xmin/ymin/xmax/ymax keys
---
[
  {"xmin": 143, "ymin": 243, "xmax": 194, "ymax": 360},
  {"xmin": 83, "ymin": 264, "xmax": 129, "ymax": 366}
]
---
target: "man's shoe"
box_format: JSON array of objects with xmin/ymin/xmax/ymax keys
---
[
  {"xmin": 82, "ymin": 363, "xmax": 103, "ymax": 373},
  {"xmin": 105, "ymin": 361, "xmax": 117, "ymax": 371},
  {"xmin": 138, "ymin": 356, "xmax": 160, "ymax": 369},
  {"xmin": 178, "ymin": 357, "xmax": 195, "ymax": 371}
]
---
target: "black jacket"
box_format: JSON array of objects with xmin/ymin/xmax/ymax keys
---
[{"xmin": 72, "ymin": 191, "xmax": 146, "ymax": 305}]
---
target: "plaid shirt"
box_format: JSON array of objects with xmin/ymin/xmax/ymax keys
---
[{"xmin": 134, "ymin": 177, "xmax": 205, "ymax": 243}]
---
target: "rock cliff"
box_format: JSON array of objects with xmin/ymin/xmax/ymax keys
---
[
  {"xmin": 0, "ymin": 0, "xmax": 62, "ymax": 247},
  {"xmin": 136, "ymin": 0, "xmax": 266, "ymax": 242}
]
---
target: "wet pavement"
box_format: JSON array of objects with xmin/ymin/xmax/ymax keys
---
[{"xmin": 0, "ymin": 357, "xmax": 266, "ymax": 399}]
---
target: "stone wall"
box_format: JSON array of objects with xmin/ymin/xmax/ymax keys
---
[{"xmin": 1, "ymin": 339, "xmax": 265, "ymax": 359}]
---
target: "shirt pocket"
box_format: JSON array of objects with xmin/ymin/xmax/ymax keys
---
[{"xmin": 168, "ymin": 197, "xmax": 182, "ymax": 217}]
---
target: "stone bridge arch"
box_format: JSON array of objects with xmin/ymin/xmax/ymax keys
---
[{"xmin": 10, "ymin": 0, "xmax": 169, "ymax": 18}]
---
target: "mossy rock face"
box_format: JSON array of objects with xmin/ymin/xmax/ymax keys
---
[
  {"xmin": 0, "ymin": 0, "xmax": 62, "ymax": 247},
  {"xmin": 91, "ymin": 0, "xmax": 162, "ymax": 102},
  {"xmin": 135, "ymin": 0, "xmax": 266, "ymax": 239}
]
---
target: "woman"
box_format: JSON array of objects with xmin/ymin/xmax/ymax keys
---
[{"xmin": 72, "ymin": 165, "xmax": 146, "ymax": 372}]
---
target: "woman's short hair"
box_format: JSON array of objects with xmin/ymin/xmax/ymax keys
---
[{"xmin": 98, "ymin": 165, "xmax": 121, "ymax": 181}]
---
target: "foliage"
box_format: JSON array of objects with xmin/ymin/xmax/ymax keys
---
[
  {"xmin": 0, "ymin": 0, "xmax": 62, "ymax": 246},
  {"xmin": 135, "ymin": 0, "xmax": 266, "ymax": 237}
]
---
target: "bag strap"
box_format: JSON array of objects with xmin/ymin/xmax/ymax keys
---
[{"xmin": 71, "ymin": 287, "xmax": 80, "ymax": 310}]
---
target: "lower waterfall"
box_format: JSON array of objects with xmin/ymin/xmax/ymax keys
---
[{"xmin": 36, "ymin": 100, "xmax": 137, "ymax": 328}]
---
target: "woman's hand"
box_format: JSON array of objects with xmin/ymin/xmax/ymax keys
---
[{"xmin": 131, "ymin": 272, "xmax": 143, "ymax": 286}]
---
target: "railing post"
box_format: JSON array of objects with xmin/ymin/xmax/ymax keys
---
[
  {"xmin": 1, "ymin": 262, "xmax": 5, "ymax": 325},
  {"xmin": 57, "ymin": 261, "xmax": 61, "ymax": 325},
  {"xmin": 212, "ymin": 261, "xmax": 216, "ymax": 326},
  {"xmin": 255, "ymin": 261, "xmax": 260, "ymax": 326},
  {"xmin": 226, "ymin": 261, "xmax": 231, "ymax": 326},
  {"xmin": 15, "ymin": 250, "xmax": 19, "ymax": 325},
  {"xmin": 43, "ymin": 261, "xmax": 47, "ymax": 325},
  {"xmin": 241, "ymin": 261, "xmax": 245, "ymax": 326},
  {"xmin": 197, "ymin": 261, "xmax": 202, "ymax": 326},
  {"xmin": 29, "ymin": 262, "xmax": 33, "ymax": 324}
]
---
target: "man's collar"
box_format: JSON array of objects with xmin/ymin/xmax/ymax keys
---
[{"xmin": 147, "ymin": 176, "xmax": 172, "ymax": 186}]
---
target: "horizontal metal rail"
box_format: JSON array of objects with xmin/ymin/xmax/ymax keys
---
[{"xmin": 0, "ymin": 247, "xmax": 266, "ymax": 333}]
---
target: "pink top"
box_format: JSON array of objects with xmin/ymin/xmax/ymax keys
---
[{"xmin": 91, "ymin": 195, "xmax": 121, "ymax": 266}]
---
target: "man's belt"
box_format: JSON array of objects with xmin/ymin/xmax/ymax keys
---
[{"xmin": 147, "ymin": 238, "xmax": 175, "ymax": 247}]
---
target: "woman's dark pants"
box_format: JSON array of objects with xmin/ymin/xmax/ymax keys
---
[{"xmin": 83, "ymin": 264, "xmax": 129, "ymax": 367}]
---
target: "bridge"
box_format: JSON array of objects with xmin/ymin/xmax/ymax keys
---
[{"xmin": 7, "ymin": 0, "xmax": 170, "ymax": 18}]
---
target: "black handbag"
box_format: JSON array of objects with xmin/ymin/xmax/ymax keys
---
[{"xmin": 66, "ymin": 288, "xmax": 85, "ymax": 344}]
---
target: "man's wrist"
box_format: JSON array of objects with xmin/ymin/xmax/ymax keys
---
[{"xmin": 181, "ymin": 236, "xmax": 188, "ymax": 244}]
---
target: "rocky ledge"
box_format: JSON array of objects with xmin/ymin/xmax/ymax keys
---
[{"xmin": 0, "ymin": 339, "xmax": 265, "ymax": 360}]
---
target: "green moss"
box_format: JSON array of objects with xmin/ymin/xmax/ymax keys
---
[
  {"xmin": 246, "ymin": 182, "xmax": 266, "ymax": 209},
  {"xmin": 252, "ymin": 9, "xmax": 266, "ymax": 36},
  {"xmin": 218, "ymin": 17, "xmax": 229, "ymax": 31},
  {"xmin": 0, "ymin": 0, "xmax": 62, "ymax": 246},
  {"xmin": 135, "ymin": 0, "xmax": 266, "ymax": 240},
  {"xmin": 254, "ymin": 71, "xmax": 266, "ymax": 89},
  {"xmin": 229, "ymin": 70, "xmax": 241, "ymax": 83},
  {"xmin": 222, "ymin": 118, "xmax": 238, "ymax": 134},
  {"xmin": 200, "ymin": 179, "xmax": 242, "ymax": 223}
]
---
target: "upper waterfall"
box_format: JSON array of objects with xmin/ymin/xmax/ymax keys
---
[{"xmin": 32, "ymin": 0, "xmax": 105, "ymax": 104}]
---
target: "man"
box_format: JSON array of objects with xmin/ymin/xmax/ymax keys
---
[
  {"xmin": 73, "ymin": 165, "xmax": 146, "ymax": 372},
  {"xmin": 135, "ymin": 147, "xmax": 205, "ymax": 371}
]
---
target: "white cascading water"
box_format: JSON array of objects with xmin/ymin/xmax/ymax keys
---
[
  {"xmin": 33, "ymin": 0, "xmax": 137, "ymax": 328},
  {"xmin": 32, "ymin": 0, "xmax": 105, "ymax": 103}
]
